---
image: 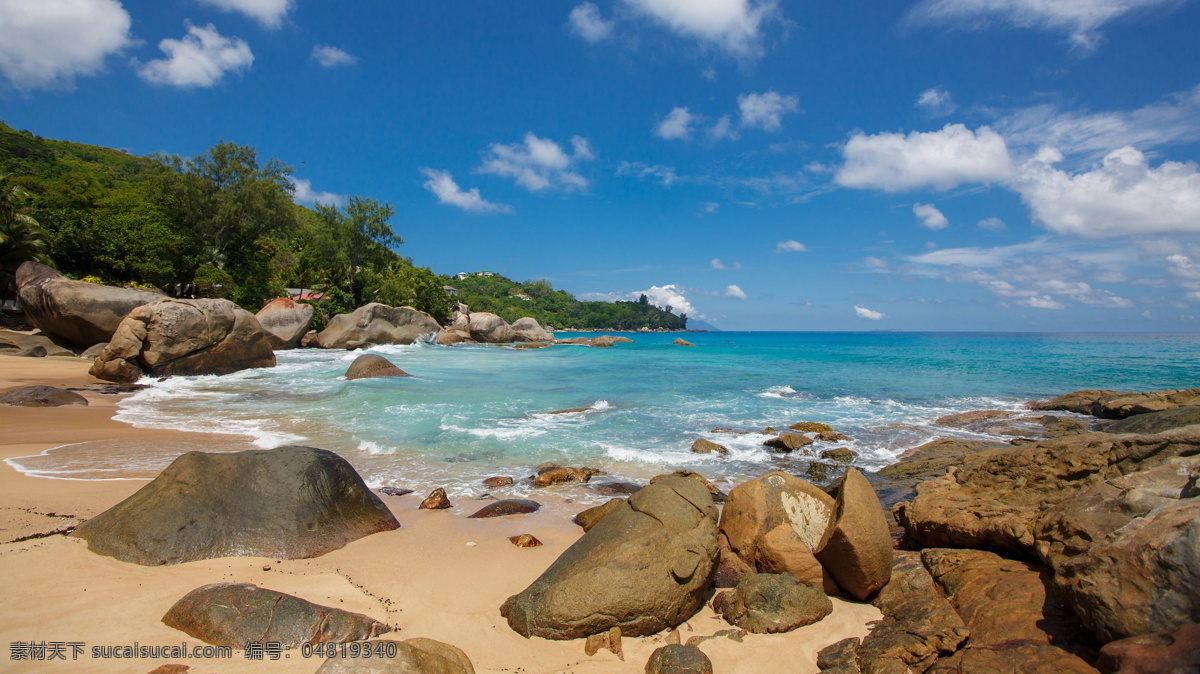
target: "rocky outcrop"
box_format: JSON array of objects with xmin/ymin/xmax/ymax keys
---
[
  {"xmin": 934, "ymin": 409, "xmax": 1095, "ymax": 439},
  {"xmin": 314, "ymin": 638, "xmax": 476, "ymax": 674},
  {"xmin": 318, "ymin": 303, "xmax": 440, "ymax": 350},
  {"xmin": 345, "ymin": 354, "xmax": 410, "ymax": 380},
  {"xmin": 874, "ymin": 438, "xmax": 1008, "ymax": 506},
  {"xmin": 500, "ymin": 476, "xmax": 719, "ymax": 639},
  {"xmin": 72, "ymin": 446, "xmax": 399, "ymax": 565},
  {"xmin": 815, "ymin": 468, "xmax": 893, "ymax": 601},
  {"xmin": 162, "ymin": 582, "xmax": 391, "ymax": 648},
  {"xmin": 555, "ymin": 335, "xmax": 633, "ymax": 347},
  {"xmin": 711, "ymin": 573, "xmax": 832, "ymax": 634},
  {"xmin": 1030, "ymin": 387, "xmax": 1200, "ymax": 419},
  {"xmin": 1103, "ymin": 405, "xmax": 1200, "ymax": 434},
  {"xmin": 15, "ymin": 261, "xmax": 164, "ymax": 349},
  {"xmin": 255, "ymin": 298, "xmax": 313, "ymax": 350},
  {"xmin": 0, "ymin": 385, "xmax": 87, "ymax": 407},
  {"xmin": 718, "ymin": 471, "xmax": 835, "ymax": 569},
  {"xmin": 88, "ymin": 298, "xmax": 275, "ymax": 383},
  {"xmin": 511, "ymin": 317, "xmax": 552, "ymax": 342}
]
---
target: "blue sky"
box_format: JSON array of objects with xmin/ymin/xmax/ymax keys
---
[{"xmin": 2, "ymin": 0, "xmax": 1200, "ymax": 331}]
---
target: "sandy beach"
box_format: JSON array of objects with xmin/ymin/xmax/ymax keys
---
[{"xmin": 0, "ymin": 354, "xmax": 880, "ymax": 673}]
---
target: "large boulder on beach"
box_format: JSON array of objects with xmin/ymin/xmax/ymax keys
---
[
  {"xmin": 0, "ymin": 385, "xmax": 87, "ymax": 407},
  {"xmin": 255, "ymin": 298, "xmax": 313, "ymax": 350},
  {"xmin": 499, "ymin": 476, "xmax": 719, "ymax": 639},
  {"xmin": 162, "ymin": 582, "xmax": 391, "ymax": 648},
  {"xmin": 814, "ymin": 468, "xmax": 893, "ymax": 601},
  {"xmin": 15, "ymin": 262, "xmax": 164, "ymax": 349},
  {"xmin": 718, "ymin": 471, "xmax": 835, "ymax": 569},
  {"xmin": 72, "ymin": 446, "xmax": 399, "ymax": 565},
  {"xmin": 315, "ymin": 638, "xmax": 476, "ymax": 674},
  {"xmin": 0, "ymin": 329, "xmax": 76, "ymax": 357},
  {"xmin": 318, "ymin": 303, "xmax": 440, "ymax": 350},
  {"xmin": 510, "ymin": 317, "xmax": 552, "ymax": 342},
  {"xmin": 87, "ymin": 298, "xmax": 275, "ymax": 383},
  {"xmin": 345, "ymin": 354, "xmax": 410, "ymax": 380}
]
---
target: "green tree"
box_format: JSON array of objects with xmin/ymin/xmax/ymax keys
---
[
  {"xmin": 313, "ymin": 196, "xmax": 402, "ymax": 296},
  {"xmin": 0, "ymin": 175, "xmax": 53, "ymax": 302}
]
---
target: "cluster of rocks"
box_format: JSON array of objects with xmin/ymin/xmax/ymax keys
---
[{"xmin": 437, "ymin": 304, "xmax": 552, "ymax": 345}]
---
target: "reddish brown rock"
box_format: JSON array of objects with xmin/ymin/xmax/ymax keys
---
[
  {"xmin": 533, "ymin": 466, "xmax": 605, "ymax": 487},
  {"xmin": 814, "ymin": 468, "xmax": 893, "ymax": 601},
  {"xmin": 482, "ymin": 476, "xmax": 513, "ymax": 488},
  {"xmin": 673, "ymin": 338, "xmax": 695, "ymax": 347},
  {"xmin": 789, "ymin": 421, "xmax": 833, "ymax": 433},
  {"xmin": 1097, "ymin": 623, "xmax": 1200, "ymax": 674},
  {"xmin": 572, "ymin": 498, "xmax": 623, "ymax": 531},
  {"xmin": 690, "ymin": 438, "xmax": 728, "ymax": 455},
  {"xmin": 820, "ymin": 447, "xmax": 857, "ymax": 463},
  {"xmin": 816, "ymin": 431, "xmax": 851, "ymax": 442},
  {"xmin": 1028, "ymin": 389, "xmax": 1119, "ymax": 415},
  {"xmin": 764, "ymin": 433, "xmax": 814, "ymax": 452},
  {"xmin": 420, "ymin": 488, "xmax": 452, "ymax": 510},
  {"xmin": 934, "ymin": 409, "xmax": 1016, "ymax": 427},
  {"xmin": 583, "ymin": 626, "xmax": 623, "ymax": 660},
  {"xmin": 344, "ymin": 354, "xmax": 410, "ymax": 380},
  {"xmin": 756, "ymin": 524, "xmax": 840, "ymax": 595},
  {"xmin": 651, "ymin": 470, "xmax": 724, "ymax": 502},
  {"xmin": 718, "ymin": 471, "xmax": 835, "ymax": 569},
  {"xmin": 509, "ymin": 534, "xmax": 543, "ymax": 548},
  {"xmin": 467, "ymin": 499, "xmax": 540, "ymax": 518}
]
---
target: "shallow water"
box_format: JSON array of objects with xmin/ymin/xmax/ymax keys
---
[{"xmin": 39, "ymin": 331, "xmax": 1200, "ymax": 500}]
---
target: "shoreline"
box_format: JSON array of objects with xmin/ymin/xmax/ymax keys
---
[{"xmin": 0, "ymin": 355, "xmax": 880, "ymax": 673}]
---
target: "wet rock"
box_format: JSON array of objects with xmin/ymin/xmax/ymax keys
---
[
  {"xmin": 420, "ymin": 488, "xmax": 452, "ymax": 510},
  {"xmin": 546, "ymin": 406, "xmax": 592, "ymax": 415},
  {"xmin": 934, "ymin": 410, "xmax": 1016, "ymax": 428},
  {"xmin": 711, "ymin": 573, "xmax": 832, "ymax": 634},
  {"xmin": 15, "ymin": 261, "xmax": 164, "ymax": 349},
  {"xmin": 379, "ymin": 487, "xmax": 413, "ymax": 497},
  {"xmin": 509, "ymin": 534, "xmax": 543, "ymax": 548},
  {"xmin": 645, "ymin": 644, "xmax": 713, "ymax": 674},
  {"xmin": 817, "ymin": 431, "xmax": 851, "ymax": 442},
  {"xmin": 815, "ymin": 468, "xmax": 893, "ymax": 601},
  {"xmin": 764, "ymin": 433, "xmax": 814, "ymax": 452},
  {"xmin": 719, "ymin": 470, "xmax": 835, "ymax": 569},
  {"xmin": 500, "ymin": 477, "xmax": 719, "ymax": 639},
  {"xmin": 805, "ymin": 462, "xmax": 835, "ymax": 482},
  {"xmin": 690, "ymin": 438, "xmax": 728, "ymax": 455},
  {"xmin": 790, "ymin": 421, "xmax": 833, "ymax": 433},
  {"xmin": 255, "ymin": 298, "xmax": 313, "ymax": 350},
  {"xmin": 314, "ymin": 638, "xmax": 476, "ymax": 673},
  {"xmin": 482, "ymin": 476, "xmax": 513, "ymax": 488},
  {"xmin": 1097, "ymin": 623, "xmax": 1200, "ymax": 674},
  {"xmin": 651, "ymin": 470, "xmax": 724, "ymax": 503},
  {"xmin": 72, "ymin": 446, "xmax": 398, "ymax": 565},
  {"xmin": 1028, "ymin": 389, "xmax": 1119, "ymax": 415},
  {"xmin": 756, "ymin": 523, "xmax": 840, "ymax": 595},
  {"xmin": 711, "ymin": 427, "xmax": 751, "ymax": 435},
  {"xmin": 583, "ymin": 626, "xmax": 623, "ymax": 660},
  {"xmin": 162, "ymin": 582, "xmax": 390, "ymax": 648},
  {"xmin": 1104, "ymin": 405, "xmax": 1200, "ymax": 434},
  {"xmin": 345, "ymin": 354, "xmax": 410, "ymax": 380},
  {"xmin": 821, "ymin": 448, "xmax": 858, "ymax": 463},
  {"xmin": 673, "ymin": 338, "xmax": 695, "ymax": 347},
  {"xmin": 467, "ymin": 499, "xmax": 541, "ymax": 518},
  {"xmin": 533, "ymin": 466, "xmax": 605, "ymax": 487},
  {"xmin": 0, "ymin": 385, "xmax": 87, "ymax": 407},
  {"xmin": 572, "ymin": 498, "xmax": 623, "ymax": 532},
  {"xmin": 318, "ymin": 303, "xmax": 440, "ymax": 350}
]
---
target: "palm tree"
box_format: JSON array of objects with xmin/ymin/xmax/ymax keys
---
[{"xmin": 0, "ymin": 175, "xmax": 52, "ymax": 308}]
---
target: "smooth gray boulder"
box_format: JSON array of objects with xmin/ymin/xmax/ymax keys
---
[
  {"xmin": 0, "ymin": 385, "xmax": 87, "ymax": 407},
  {"xmin": 88, "ymin": 298, "xmax": 276, "ymax": 383},
  {"xmin": 500, "ymin": 476, "xmax": 719, "ymax": 639},
  {"xmin": 510, "ymin": 316, "xmax": 552, "ymax": 342},
  {"xmin": 162, "ymin": 582, "xmax": 391, "ymax": 648},
  {"xmin": 256, "ymin": 297, "xmax": 314, "ymax": 350},
  {"xmin": 467, "ymin": 312, "xmax": 515, "ymax": 343},
  {"xmin": 0, "ymin": 329, "xmax": 76, "ymax": 357},
  {"xmin": 318, "ymin": 303, "xmax": 440, "ymax": 350},
  {"xmin": 15, "ymin": 261, "xmax": 164, "ymax": 349},
  {"xmin": 345, "ymin": 354, "xmax": 410, "ymax": 380},
  {"xmin": 72, "ymin": 446, "xmax": 399, "ymax": 565}
]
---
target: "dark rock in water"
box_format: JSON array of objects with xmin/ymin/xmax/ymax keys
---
[
  {"xmin": 1104, "ymin": 405, "xmax": 1200, "ymax": 434},
  {"xmin": 711, "ymin": 573, "xmax": 832, "ymax": 634},
  {"xmin": 534, "ymin": 462, "xmax": 560, "ymax": 474},
  {"xmin": 318, "ymin": 303, "xmax": 441, "ymax": 350},
  {"xmin": 650, "ymin": 470, "xmax": 724, "ymax": 503},
  {"xmin": 1097, "ymin": 623, "xmax": 1200, "ymax": 674},
  {"xmin": 815, "ymin": 468, "xmax": 893, "ymax": 601},
  {"xmin": 920, "ymin": 548, "xmax": 1098, "ymax": 672},
  {"xmin": 510, "ymin": 534, "xmax": 542, "ymax": 548},
  {"xmin": 380, "ymin": 487, "xmax": 413, "ymax": 497},
  {"xmin": 15, "ymin": 261, "xmax": 164, "ymax": 349},
  {"xmin": 500, "ymin": 477, "xmax": 719, "ymax": 639},
  {"xmin": 546, "ymin": 407, "xmax": 592, "ymax": 415},
  {"xmin": 161, "ymin": 582, "xmax": 391, "ymax": 648},
  {"xmin": 690, "ymin": 438, "xmax": 728, "ymax": 455},
  {"xmin": 420, "ymin": 488, "xmax": 452, "ymax": 510},
  {"xmin": 572, "ymin": 498, "xmax": 623, "ymax": 531},
  {"xmin": 345, "ymin": 354, "xmax": 410, "ymax": 380},
  {"xmin": 468, "ymin": 499, "xmax": 541, "ymax": 518},
  {"xmin": 533, "ymin": 466, "xmax": 605, "ymax": 487},
  {"xmin": 789, "ymin": 421, "xmax": 833, "ymax": 433},
  {"xmin": 0, "ymin": 385, "xmax": 87, "ymax": 407},
  {"xmin": 820, "ymin": 447, "xmax": 858, "ymax": 463},
  {"xmin": 255, "ymin": 298, "xmax": 313, "ymax": 350},
  {"xmin": 645, "ymin": 644, "xmax": 713, "ymax": 674},
  {"xmin": 314, "ymin": 638, "xmax": 476, "ymax": 673},
  {"xmin": 816, "ymin": 431, "xmax": 851, "ymax": 442},
  {"xmin": 71, "ymin": 446, "xmax": 398, "ymax": 565},
  {"xmin": 482, "ymin": 476, "xmax": 514, "ymax": 488},
  {"xmin": 89, "ymin": 298, "xmax": 275, "ymax": 383},
  {"xmin": 710, "ymin": 427, "xmax": 751, "ymax": 435},
  {"xmin": 763, "ymin": 433, "xmax": 813, "ymax": 452},
  {"xmin": 673, "ymin": 338, "xmax": 695, "ymax": 347},
  {"xmin": 591, "ymin": 481, "xmax": 641, "ymax": 496},
  {"xmin": 583, "ymin": 626, "xmax": 623, "ymax": 660},
  {"xmin": 0, "ymin": 329, "xmax": 76, "ymax": 357}
]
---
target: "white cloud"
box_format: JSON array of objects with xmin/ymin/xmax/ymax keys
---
[
  {"xmin": 656, "ymin": 107, "xmax": 696, "ymax": 140},
  {"xmin": 905, "ymin": 0, "xmax": 1183, "ymax": 51},
  {"xmin": 420, "ymin": 168, "xmax": 512, "ymax": 214},
  {"xmin": 711, "ymin": 258, "xmax": 742, "ymax": 270},
  {"xmin": 615, "ymin": 161, "xmax": 679, "ymax": 187},
  {"xmin": 137, "ymin": 23, "xmax": 253, "ymax": 88},
  {"xmin": 1022, "ymin": 295, "xmax": 1066, "ymax": 310},
  {"xmin": 311, "ymin": 45, "xmax": 357, "ymax": 68},
  {"xmin": 1014, "ymin": 146, "xmax": 1200, "ymax": 238},
  {"xmin": 0, "ymin": 0, "xmax": 132, "ymax": 90},
  {"xmin": 855, "ymin": 305, "xmax": 886, "ymax": 320},
  {"xmin": 288, "ymin": 177, "xmax": 342, "ymax": 206},
  {"xmin": 724, "ymin": 284, "xmax": 748, "ymax": 299},
  {"xmin": 569, "ymin": 3, "xmax": 615, "ymax": 42},
  {"xmin": 978, "ymin": 217, "xmax": 1007, "ymax": 231},
  {"xmin": 621, "ymin": 0, "xmax": 779, "ymax": 56},
  {"xmin": 916, "ymin": 87, "xmax": 956, "ymax": 117},
  {"xmin": 835, "ymin": 123, "xmax": 1015, "ymax": 192},
  {"xmin": 776, "ymin": 240, "xmax": 808, "ymax": 252},
  {"xmin": 701, "ymin": 201, "xmax": 720, "ymax": 213},
  {"xmin": 479, "ymin": 133, "xmax": 594, "ymax": 192},
  {"xmin": 707, "ymin": 115, "xmax": 736, "ymax": 141},
  {"xmin": 738, "ymin": 90, "xmax": 799, "ymax": 131},
  {"xmin": 197, "ymin": 0, "xmax": 292, "ymax": 29},
  {"xmin": 913, "ymin": 202, "xmax": 949, "ymax": 230},
  {"xmin": 580, "ymin": 284, "xmax": 703, "ymax": 317}
]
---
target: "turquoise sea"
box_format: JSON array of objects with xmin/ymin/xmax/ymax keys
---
[{"xmin": 29, "ymin": 331, "xmax": 1200, "ymax": 500}]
